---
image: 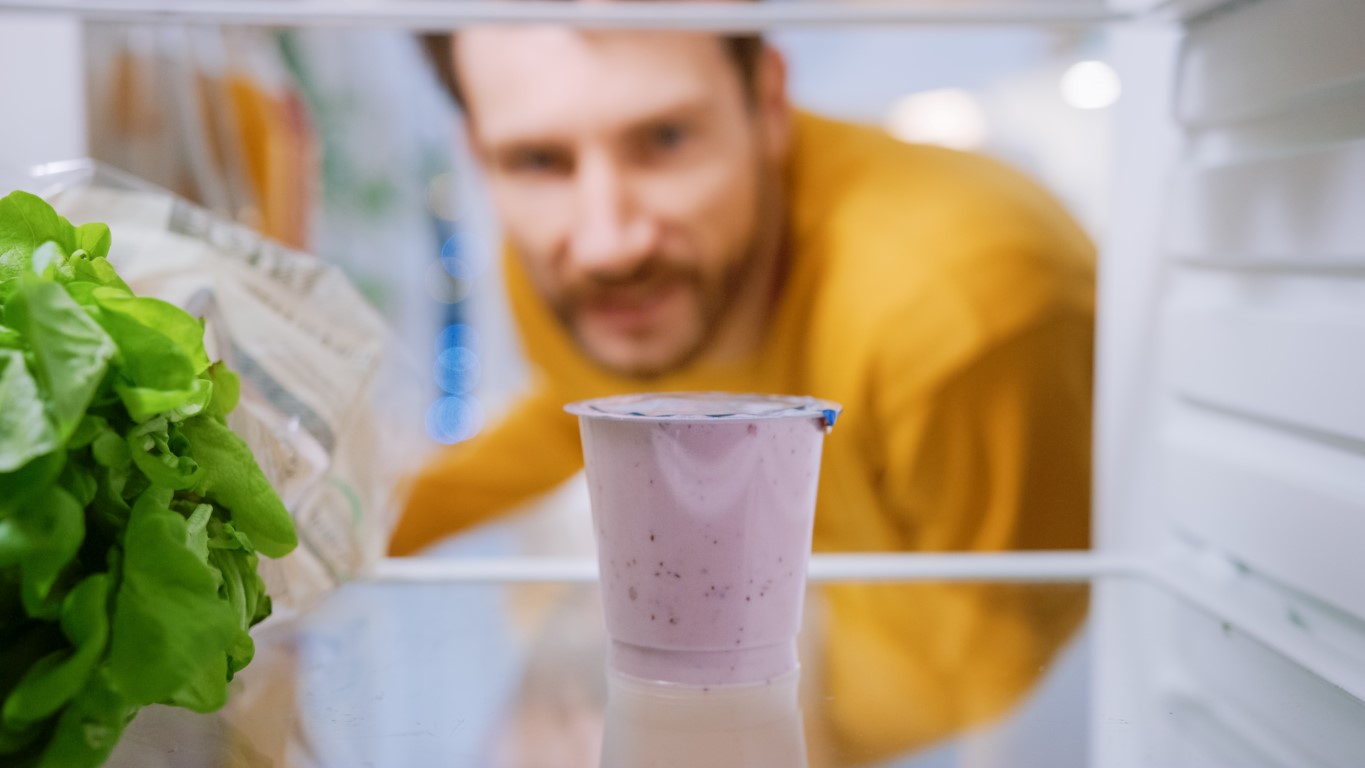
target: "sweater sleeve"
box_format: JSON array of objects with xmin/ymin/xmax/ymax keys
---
[
  {"xmin": 819, "ymin": 308, "xmax": 1094, "ymax": 762},
  {"xmin": 388, "ymin": 383, "xmax": 584, "ymax": 556}
]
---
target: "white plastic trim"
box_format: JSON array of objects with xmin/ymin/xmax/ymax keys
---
[
  {"xmin": 369, "ymin": 551, "xmax": 1147, "ymax": 584},
  {"xmin": 1144, "ymin": 561, "xmax": 1365, "ymax": 706},
  {"xmin": 0, "ymin": 0, "xmax": 1131, "ymax": 29}
]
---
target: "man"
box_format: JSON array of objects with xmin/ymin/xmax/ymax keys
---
[{"xmin": 394, "ymin": 24, "xmax": 1093, "ymax": 762}]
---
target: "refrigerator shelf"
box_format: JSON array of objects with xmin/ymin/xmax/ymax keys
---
[{"xmin": 369, "ymin": 550, "xmax": 1365, "ymax": 708}]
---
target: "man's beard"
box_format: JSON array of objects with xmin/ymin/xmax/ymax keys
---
[{"xmin": 551, "ymin": 237, "xmax": 760, "ymax": 379}]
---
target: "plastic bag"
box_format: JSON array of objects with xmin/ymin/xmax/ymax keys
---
[{"xmin": 31, "ymin": 159, "xmax": 427, "ymax": 617}]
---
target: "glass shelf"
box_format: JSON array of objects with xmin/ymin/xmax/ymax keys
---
[{"xmin": 100, "ymin": 553, "xmax": 1365, "ymax": 767}]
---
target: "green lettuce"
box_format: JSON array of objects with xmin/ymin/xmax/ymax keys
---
[{"xmin": 0, "ymin": 191, "xmax": 296, "ymax": 767}]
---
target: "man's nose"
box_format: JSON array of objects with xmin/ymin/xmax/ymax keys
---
[{"xmin": 568, "ymin": 156, "xmax": 658, "ymax": 278}]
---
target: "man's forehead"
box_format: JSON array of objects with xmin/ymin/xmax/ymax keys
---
[{"xmin": 456, "ymin": 27, "xmax": 736, "ymax": 142}]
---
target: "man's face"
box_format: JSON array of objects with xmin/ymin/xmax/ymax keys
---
[{"xmin": 457, "ymin": 29, "xmax": 785, "ymax": 377}]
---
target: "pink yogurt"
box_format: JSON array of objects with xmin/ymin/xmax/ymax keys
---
[{"xmin": 567, "ymin": 393, "xmax": 840, "ymax": 686}]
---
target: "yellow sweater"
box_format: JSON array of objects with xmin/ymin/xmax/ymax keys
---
[{"xmin": 393, "ymin": 112, "xmax": 1094, "ymax": 762}]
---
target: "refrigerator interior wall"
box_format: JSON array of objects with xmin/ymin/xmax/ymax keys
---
[
  {"xmin": 0, "ymin": 15, "xmax": 85, "ymax": 170},
  {"xmin": 1098, "ymin": 0, "xmax": 1365, "ymax": 765}
]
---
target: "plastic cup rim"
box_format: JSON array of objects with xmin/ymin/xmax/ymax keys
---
[{"xmin": 564, "ymin": 391, "xmax": 842, "ymax": 424}]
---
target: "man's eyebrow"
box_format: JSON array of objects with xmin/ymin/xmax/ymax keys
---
[
  {"xmin": 482, "ymin": 92, "xmax": 714, "ymax": 149},
  {"xmin": 626, "ymin": 98, "xmax": 711, "ymax": 127},
  {"xmin": 483, "ymin": 134, "xmax": 572, "ymax": 156}
]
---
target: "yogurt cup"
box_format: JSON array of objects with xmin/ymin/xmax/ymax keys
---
[{"xmin": 567, "ymin": 393, "xmax": 840, "ymax": 686}]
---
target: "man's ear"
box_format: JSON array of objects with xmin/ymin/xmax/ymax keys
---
[{"xmin": 756, "ymin": 44, "xmax": 792, "ymax": 161}]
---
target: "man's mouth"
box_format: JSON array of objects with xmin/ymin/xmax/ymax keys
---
[{"xmin": 579, "ymin": 280, "xmax": 689, "ymax": 333}]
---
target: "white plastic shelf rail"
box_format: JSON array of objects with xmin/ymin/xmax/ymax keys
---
[
  {"xmin": 372, "ymin": 551, "xmax": 1142, "ymax": 583},
  {"xmin": 0, "ymin": 0, "xmax": 1130, "ymax": 29}
]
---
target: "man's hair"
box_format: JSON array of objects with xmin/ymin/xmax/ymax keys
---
[{"xmin": 420, "ymin": 32, "xmax": 765, "ymax": 112}]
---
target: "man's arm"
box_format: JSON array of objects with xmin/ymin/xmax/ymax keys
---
[{"xmin": 388, "ymin": 383, "xmax": 584, "ymax": 556}]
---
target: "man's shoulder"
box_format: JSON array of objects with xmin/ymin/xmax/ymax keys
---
[
  {"xmin": 797, "ymin": 112, "xmax": 1032, "ymax": 192},
  {"xmin": 794, "ymin": 111, "xmax": 1090, "ymax": 258},
  {"xmin": 792, "ymin": 112, "xmax": 1095, "ymax": 363}
]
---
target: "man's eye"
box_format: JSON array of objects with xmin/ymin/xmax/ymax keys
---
[
  {"xmin": 507, "ymin": 149, "xmax": 569, "ymax": 174},
  {"xmin": 647, "ymin": 123, "xmax": 689, "ymax": 152}
]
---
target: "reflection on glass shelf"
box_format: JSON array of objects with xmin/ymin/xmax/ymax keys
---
[
  {"xmin": 0, "ymin": 0, "xmax": 1131, "ymax": 30},
  {"xmin": 601, "ymin": 670, "xmax": 808, "ymax": 767},
  {"xmin": 99, "ymin": 572, "xmax": 1365, "ymax": 768}
]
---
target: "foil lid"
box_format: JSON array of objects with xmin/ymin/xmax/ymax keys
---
[{"xmin": 566, "ymin": 392, "xmax": 841, "ymax": 429}]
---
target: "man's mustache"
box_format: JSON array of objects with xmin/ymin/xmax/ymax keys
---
[{"xmin": 561, "ymin": 258, "xmax": 701, "ymax": 306}]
